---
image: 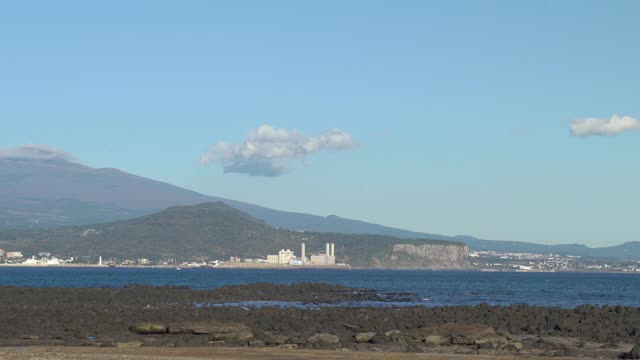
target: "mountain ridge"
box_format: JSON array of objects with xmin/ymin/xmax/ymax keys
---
[{"xmin": 1, "ymin": 157, "xmax": 638, "ymax": 259}]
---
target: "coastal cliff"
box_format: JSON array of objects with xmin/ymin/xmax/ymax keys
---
[{"xmin": 374, "ymin": 243, "xmax": 471, "ymax": 269}]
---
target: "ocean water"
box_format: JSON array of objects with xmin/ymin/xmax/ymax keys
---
[{"xmin": 1, "ymin": 268, "xmax": 639, "ymax": 308}]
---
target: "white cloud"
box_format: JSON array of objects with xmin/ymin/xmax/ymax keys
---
[
  {"xmin": 0, "ymin": 145, "xmax": 74, "ymax": 161},
  {"xmin": 570, "ymin": 115, "xmax": 640, "ymax": 137},
  {"xmin": 200, "ymin": 125, "xmax": 357, "ymax": 176}
]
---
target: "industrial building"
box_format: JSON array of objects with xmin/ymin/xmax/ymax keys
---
[
  {"xmin": 310, "ymin": 243, "xmax": 336, "ymax": 265},
  {"xmin": 267, "ymin": 249, "xmax": 296, "ymax": 264},
  {"xmin": 266, "ymin": 242, "xmax": 336, "ymax": 266}
]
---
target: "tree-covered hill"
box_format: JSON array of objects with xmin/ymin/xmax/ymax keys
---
[{"xmin": 2, "ymin": 202, "xmax": 468, "ymax": 267}]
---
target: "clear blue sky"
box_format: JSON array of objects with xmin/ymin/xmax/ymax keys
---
[{"xmin": 1, "ymin": 1, "xmax": 638, "ymax": 246}]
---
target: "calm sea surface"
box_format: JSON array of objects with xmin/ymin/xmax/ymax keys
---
[{"xmin": 1, "ymin": 268, "xmax": 639, "ymax": 308}]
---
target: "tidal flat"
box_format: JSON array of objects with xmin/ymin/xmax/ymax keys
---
[{"xmin": 1, "ymin": 284, "xmax": 639, "ymax": 359}]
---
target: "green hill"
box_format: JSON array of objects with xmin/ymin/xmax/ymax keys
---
[{"xmin": 2, "ymin": 202, "xmax": 468, "ymax": 268}]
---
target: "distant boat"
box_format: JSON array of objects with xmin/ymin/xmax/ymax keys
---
[{"xmin": 176, "ymin": 267, "xmax": 182, "ymax": 271}]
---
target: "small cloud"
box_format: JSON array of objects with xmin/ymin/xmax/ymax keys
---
[
  {"xmin": 570, "ymin": 115, "xmax": 640, "ymax": 137},
  {"xmin": 0, "ymin": 145, "xmax": 75, "ymax": 162},
  {"xmin": 200, "ymin": 125, "xmax": 357, "ymax": 176}
]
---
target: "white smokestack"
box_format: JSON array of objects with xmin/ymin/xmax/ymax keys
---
[
  {"xmin": 331, "ymin": 243, "xmax": 335, "ymax": 257},
  {"xmin": 326, "ymin": 243, "xmax": 330, "ymax": 256},
  {"xmin": 301, "ymin": 243, "xmax": 306, "ymax": 261}
]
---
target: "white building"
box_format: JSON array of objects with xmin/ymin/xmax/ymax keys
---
[
  {"xmin": 46, "ymin": 257, "xmax": 61, "ymax": 265},
  {"xmin": 0, "ymin": 248, "xmax": 5, "ymax": 257},
  {"xmin": 22, "ymin": 256, "xmax": 40, "ymax": 265},
  {"xmin": 267, "ymin": 254, "xmax": 279, "ymax": 264},
  {"xmin": 6, "ymin": 251, "xmax": 23, "ymax": 259},
  {"xmin": 278, "ymin": 249, "xmax": 295, "ymax": 264},
  {"xmin": 266, "ymin": 249, "xmax": 297, "ymax": 265}
]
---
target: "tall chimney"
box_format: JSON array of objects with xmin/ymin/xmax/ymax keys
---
[
  {"xmin": 326, "ymin": 243, "xmax": 330, "ymax": 256},
  {"xmin": 330, "ymin": 243, "xmax": 335, "ymax": 257},
  {"xmin": 301, "ymin": 243, "xmax": 306, "ymax": 261}
]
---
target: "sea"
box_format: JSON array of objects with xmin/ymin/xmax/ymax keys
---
[{"xmin": 1, "ymin": 267, "xmax": 639, "ymax": 309}]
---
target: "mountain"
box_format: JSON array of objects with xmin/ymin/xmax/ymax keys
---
[
  {"xmin": 0, "ymin": 202, "xmax": 469, "ymax": 268},
  {"xmin": 0, "ymin": 157, "xmax": 469, "ymax": 241},
  {"xmin": 1, "ymin": 157, "xmax": 638, "ymax": 259}
]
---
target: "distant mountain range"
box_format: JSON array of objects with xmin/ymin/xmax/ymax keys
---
[
  {"xmin": 1, "ymin": 157, "xmax": 638, "ymax": 259},
  {"xmin": 1, "ymin": 202, "xmax": 467, "ymax": 268}
]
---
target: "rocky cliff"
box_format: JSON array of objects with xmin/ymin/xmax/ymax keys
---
[{"xmin": 378, "ymin": 243, "xmax": 471, "ymax": 269}]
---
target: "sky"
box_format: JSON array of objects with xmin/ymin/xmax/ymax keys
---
[{"xmin": 1, "ymin": 1, "xmax": 638, "ymax": 247}]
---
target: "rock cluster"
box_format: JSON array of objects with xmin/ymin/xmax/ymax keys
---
[{"xmin": 1, "ymin": 284, "xmax": 639, "ymax": 358}]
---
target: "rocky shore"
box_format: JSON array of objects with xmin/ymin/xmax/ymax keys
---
[{"xmin": 1, "ymin": 284, "xmax": 639, "ymax": 359}]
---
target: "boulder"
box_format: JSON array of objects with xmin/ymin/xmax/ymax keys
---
[
  {"xmin": 621, "ymin": 344, "xmax": 640, "ymax": 359},
  {"xmin": 307, "ymin": 333, "xmax": 340, "ymax": 345},
  {"xmin": 354, "ymin": 332, "xmax": 376, "ymax": 343},
  {"xmin": 263, "ymin": 332, "xmax": 290, "ymax": 345},
  {"xmin": 508, "ymin": 341, "xmax": 524, "ymax": 351},
  {"xmin": 423, "ymin": 335, "xmax": 449, "ymax": 346},
  {"xmin": 248, "ymin": 339, "xmax": 264, "ymax": 347},
  {"xmin": 384, "ymin": 329, "xmax": 421, "ymax": 343},
  {"xmin": 385, "ymin": 330, "xmax": 402, "ymax": 338},
  {"xmin": 128, "ymin": 323, "xmax": 167, "ymax": 335},
  {"xmin": 168, "ymin": 321, "xmax": 253, "ymax": 341},
  {"xmin": 474, "ymin": 335, "xmax": 509, "ymax": 350},
  {"xmin": 421, "ymin": 323, "xmax": 499, "ymax": 346}
]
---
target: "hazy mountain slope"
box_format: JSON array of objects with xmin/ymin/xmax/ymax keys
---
[
  {"xmin": 1, "ymin": 157, "xmax": 637, "ymax": 259},
  {"xmin": 3, "ymin": 202, "xmax": 469, "ymax": 268},
  {"xmin": 0, "ymin": 158, "xmax": 213, "ymax": 228}
]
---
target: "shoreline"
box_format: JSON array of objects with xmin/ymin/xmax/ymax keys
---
[
  {"xmin": 0, "ymin": 284, "xmax": 638, "ymax": 359},
  {"xmin": 1, "ymin": 263, "xmax": 639, "ymax": 275},
  {"xmin": 0, "ymin": 263, "xmax": 351, "ymax": 270}
]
